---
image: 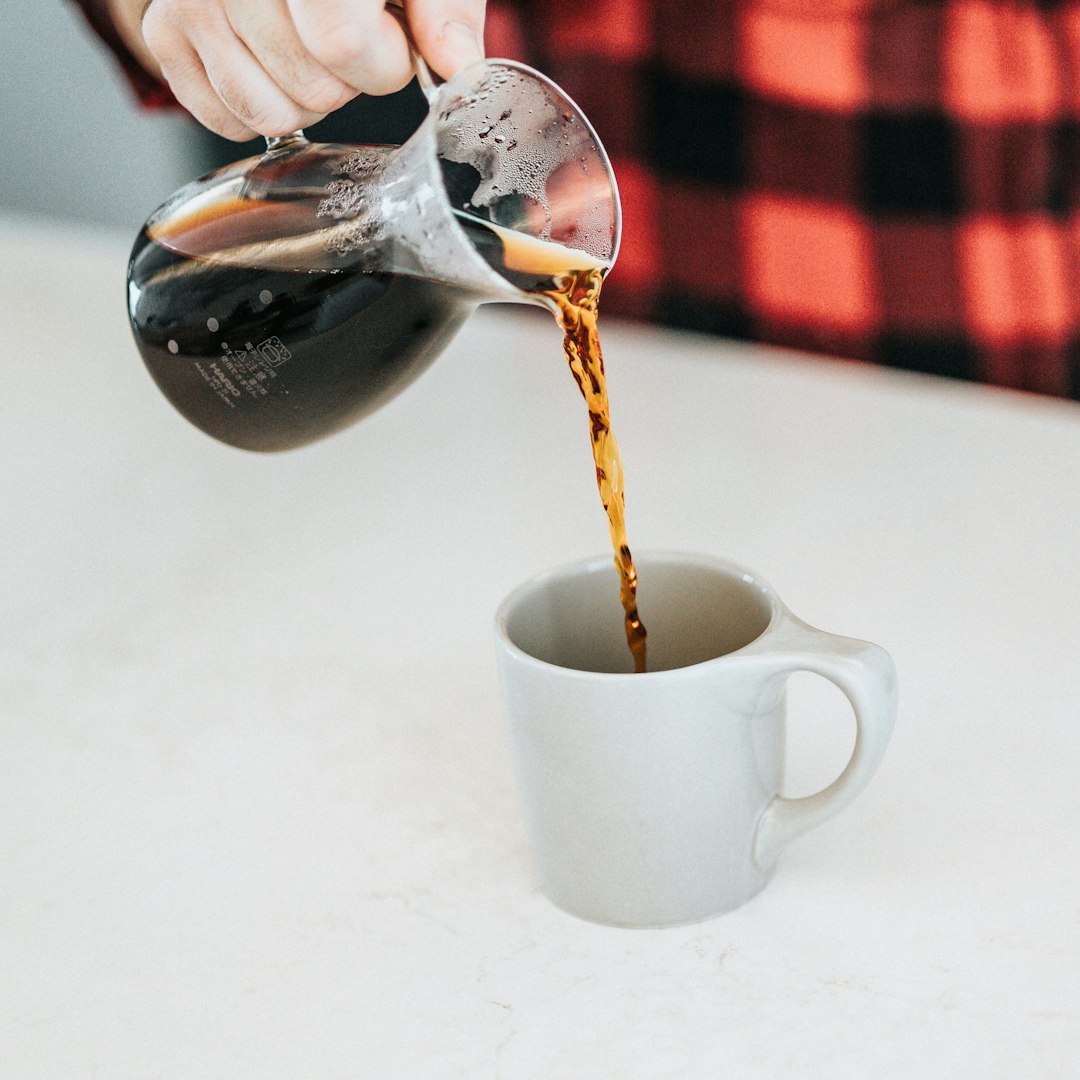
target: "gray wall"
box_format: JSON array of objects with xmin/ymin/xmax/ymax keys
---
[{"xmin": 0, "ymin": 1, "xmax": 201, "ymax": 230}]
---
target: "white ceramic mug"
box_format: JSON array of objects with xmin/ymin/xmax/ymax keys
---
[{"xmin": 494, "ymin": 552, "xmax": 898, "ymax": 928}]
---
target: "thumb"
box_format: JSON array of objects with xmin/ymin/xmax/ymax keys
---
[{"xmin": 405, "ymin": 0, "xmax": 486, "ymax": 81}]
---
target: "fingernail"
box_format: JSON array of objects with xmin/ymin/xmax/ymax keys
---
[{"xmin": 441, "ymin": 20, "xmax": 484, "ymax": 68}]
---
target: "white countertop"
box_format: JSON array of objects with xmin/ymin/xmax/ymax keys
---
[{"xmin": 2, "ymin": 214, "xmax": 1078, "ymax": 1077}]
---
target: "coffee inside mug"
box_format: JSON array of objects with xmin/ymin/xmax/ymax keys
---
[{"xmin": 501, "ymin": 553, "xmax": 776, "ymax": 674}]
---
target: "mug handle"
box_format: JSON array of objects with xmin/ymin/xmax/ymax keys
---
[{"xmin": 752, "ymin": 618, "xmax": 898, "ymax": 868}]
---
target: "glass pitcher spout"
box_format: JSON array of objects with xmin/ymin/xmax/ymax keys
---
[{"xmin": 126, "ymin": 58, "xmax": 621, "ymax": 452}]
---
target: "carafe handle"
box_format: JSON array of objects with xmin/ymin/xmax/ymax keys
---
[{"xmin": 387, "ymin": 0, "xmax": 440, "ymax": 103}]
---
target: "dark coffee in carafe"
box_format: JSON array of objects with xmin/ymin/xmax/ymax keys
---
[{"xmin": 128, "ymin": 191, "xmax": 472, "ymax": 453}]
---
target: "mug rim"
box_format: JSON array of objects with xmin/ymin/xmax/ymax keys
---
[{"xmin": 494, "ymin": 549, "xmax": 786, "ymax": 681}]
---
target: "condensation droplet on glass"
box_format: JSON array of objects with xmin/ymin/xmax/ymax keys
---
[
  {"xmin": 167, "ymin": 339, "xmax": 179, "ymax": 354},
  {"xmin": 206, "ymin": 317, "xmax": 219, "ymax": 332},
  {"xmin": 259, "ymin": 289, "xmax": 273, "ymax": 305}
]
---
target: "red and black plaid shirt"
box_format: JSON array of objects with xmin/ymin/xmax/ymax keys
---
[{"xmin": 75, "ymin": 0, "xmax": 1080, "ymax": 399}]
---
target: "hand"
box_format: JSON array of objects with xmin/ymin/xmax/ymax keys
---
[{"xmin": 109, "ymin": 0, "xmax": 486, "ymax": 140}]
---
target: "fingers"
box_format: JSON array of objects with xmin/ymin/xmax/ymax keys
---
[
  {"xmin": 145, "ymin": 0, "xmax": 325, "ymax": 139},
  {"xmin": 193, "ymin": 24, "xmax": 327, "ymax": 136},
  {"xmin": 142, "ymin": 5, "xmax": 258, "ymax": 140},
  {"xmin": 404, "ymin": 0, "xmax": 486, "ymax": 80},
  {"xmin": 140, "ymin": 0, "xmax": 484, "ymax": 142},
  {"xmin": 227, "ymin": 0, "xmax": 356, "ymax": 117},
  {"xmin": 287, "ymin": 0, "xmax": 415, "ymax": 96}
]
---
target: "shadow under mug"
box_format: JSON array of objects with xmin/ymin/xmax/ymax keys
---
[{"xmin": 494, "ymin": 551, "xmax": 898, "ymax": 928}]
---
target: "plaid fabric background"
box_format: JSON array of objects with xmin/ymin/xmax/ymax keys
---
[
  {"xmin": 490, "ymin": 0, "xmax": 1080, "ymax": 399},
  {"xmin": 75, "ymin": 0, "xmax": 1080, "ymax": 399}
]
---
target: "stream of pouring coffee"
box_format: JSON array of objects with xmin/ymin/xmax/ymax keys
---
[
  {"xmin": 552, "ymin": 269, "xmax": 647, "ymax": 673},
  {"xmin": 457, "ymin": 213, "xmax": 648, "ymax": 673}
]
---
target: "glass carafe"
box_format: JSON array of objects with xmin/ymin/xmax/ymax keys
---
[{"xmin": 127, "ymin": 58, "xmax": 621, "ymax": 451}]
